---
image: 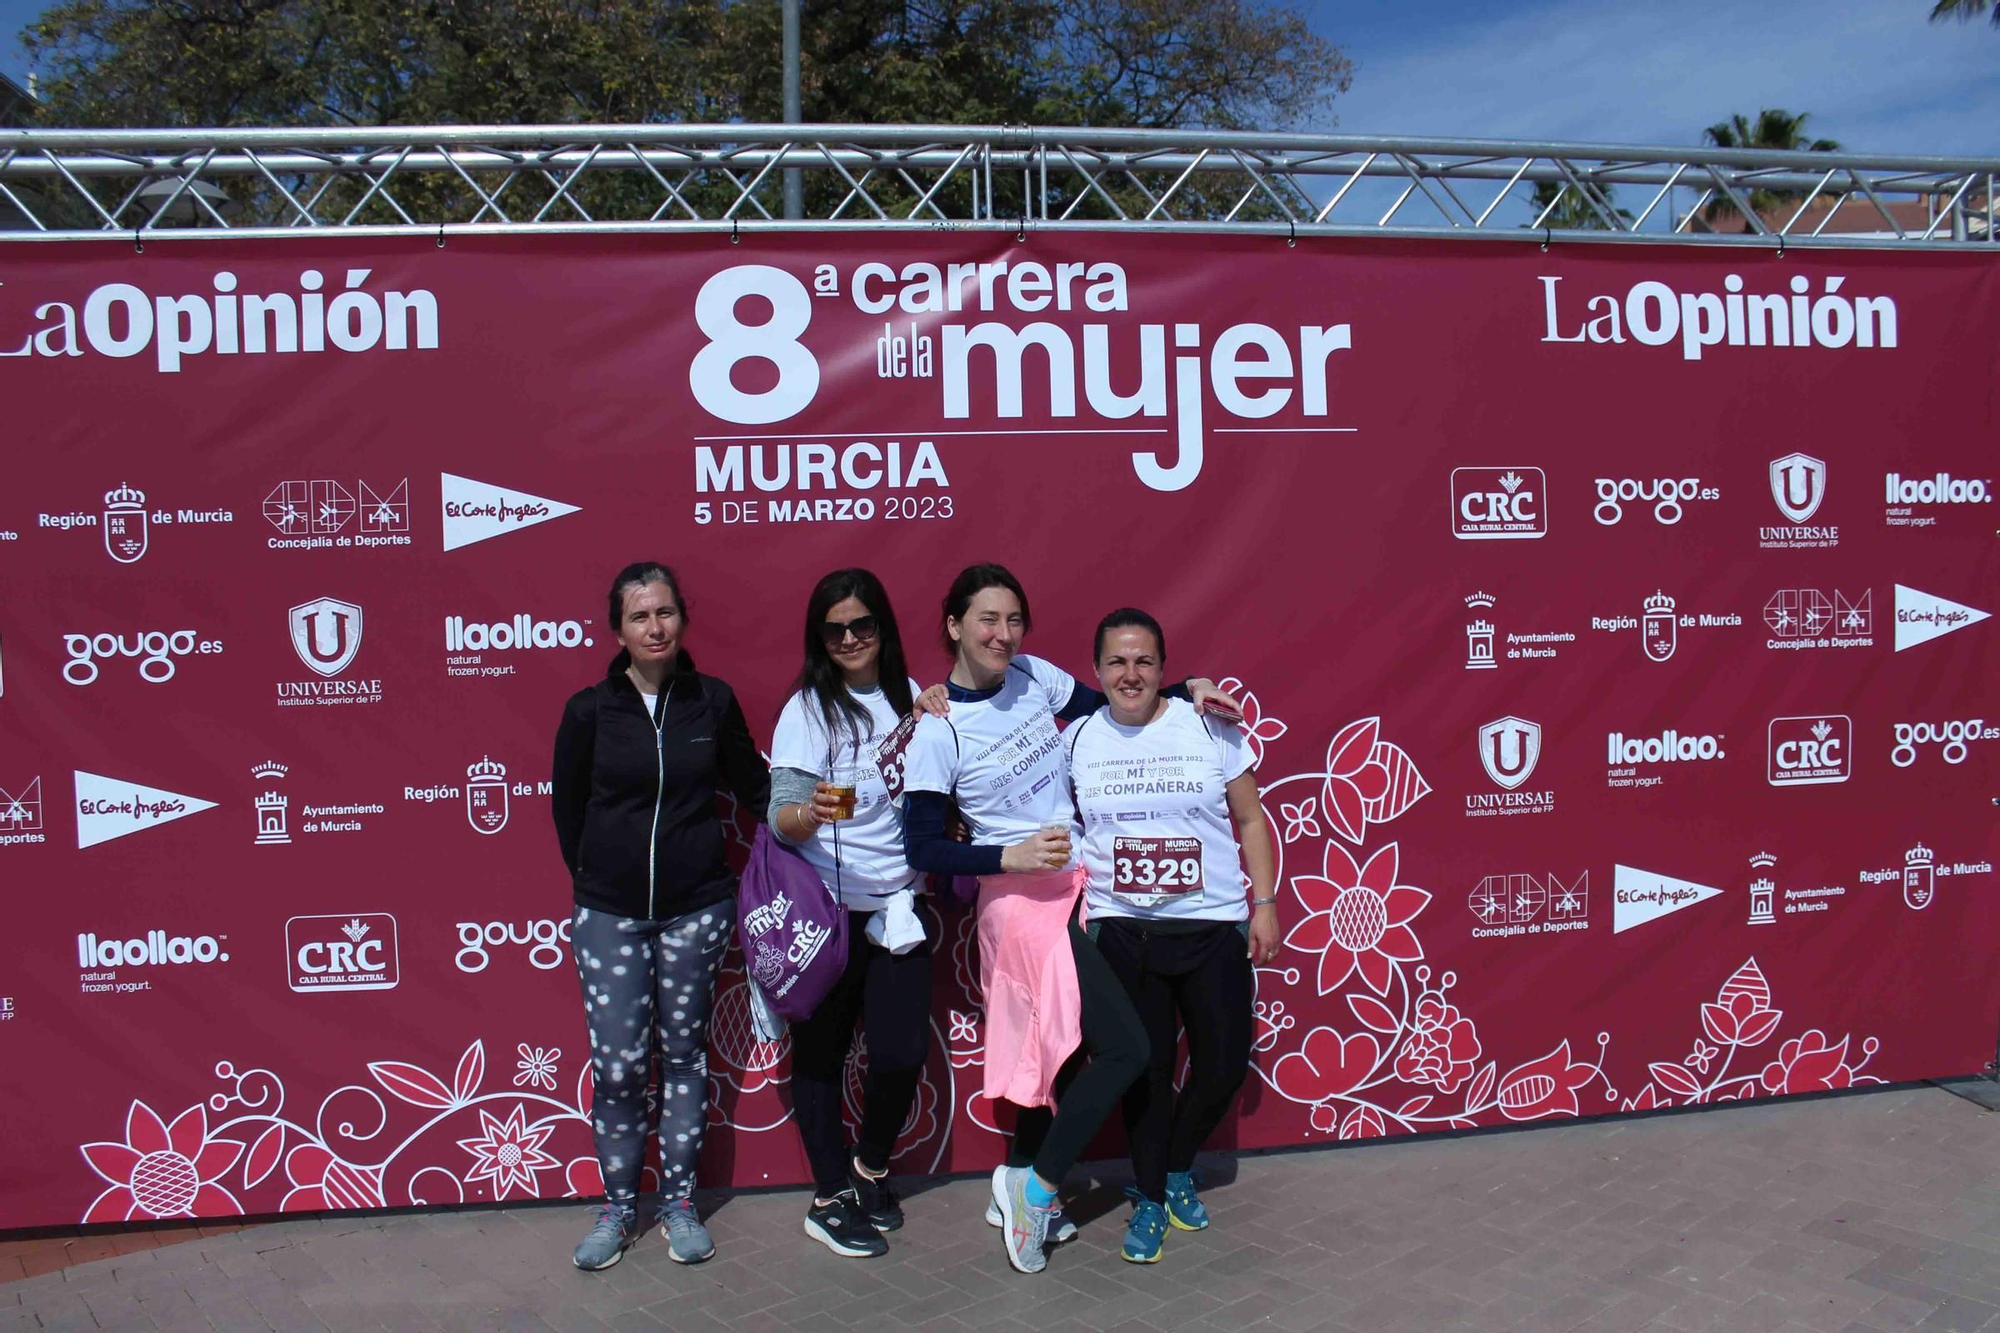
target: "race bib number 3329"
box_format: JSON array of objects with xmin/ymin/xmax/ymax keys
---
[{"xmin": 1111, "ymin": 836, "xmax": 1203, "ymax": 902}]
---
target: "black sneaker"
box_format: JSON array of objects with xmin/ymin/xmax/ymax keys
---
[
  {"xmin": 804, "ymin": 1189, "xmax": 889, "ymax": 1258},
  {"xmin": 849, "ymin": 1157, "xmax": 904, "ymax": 1232}
]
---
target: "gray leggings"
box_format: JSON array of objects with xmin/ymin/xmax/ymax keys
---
[{"xmin": 571, "ymin": 900, "xmax": 734, "ymax": 1204}]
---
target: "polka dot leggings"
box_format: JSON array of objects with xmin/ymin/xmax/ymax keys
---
[{"xmin": 571, "ymin": 900, "xmax": 734, "ymax": 1205}]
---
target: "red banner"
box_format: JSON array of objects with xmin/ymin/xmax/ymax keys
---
[{"xmin": 1, "ymin": 233, "xmax": 1995, "ymax": 1229}]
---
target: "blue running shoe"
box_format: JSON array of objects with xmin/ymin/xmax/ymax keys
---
[
  {"xmin": 1122, "ymin": 1198, "xmax": 1168, "ymax": 1263},
  {"xmin": 571, "ymin": 1202, "xmax": 638, "ymax": 1270},
  {"xmin": 656, "ymin": 1196, "xmax": 716, "ymax": 1263},
  {"xmin": 1164, "ymin": 1171, "xmax": 1209, "ymax": 1231}
]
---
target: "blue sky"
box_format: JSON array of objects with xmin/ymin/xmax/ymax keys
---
[{"xmin": 5, "ymin": 0, "xmax": 1994, "ymax": 159}]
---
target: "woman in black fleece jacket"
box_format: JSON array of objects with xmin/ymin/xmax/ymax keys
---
[{"xmin": 551, "ymin": 561, "xmax": 769, "ymax": 1272}]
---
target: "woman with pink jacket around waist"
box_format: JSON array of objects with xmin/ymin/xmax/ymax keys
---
[{"xmin": 898, "ymin": 562, "xmax": 1234, "ymax": 1275}]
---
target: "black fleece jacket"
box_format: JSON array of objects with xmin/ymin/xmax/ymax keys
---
[{"xmin": 551, "ymin": 650, "xmax": 770, "ymax": 920}]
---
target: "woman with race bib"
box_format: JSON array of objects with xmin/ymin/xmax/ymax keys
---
[
  {"xmin": 1065, "ymin": 608, "xmax": 1277, "ymax": 1264},
  {"xmin": 767, "ymin": 569, "xmax": 938, "ymax": 1260},
  {"xmin": 900, "ymin": 563, "xmax": 1236, "ymax": 1275}
]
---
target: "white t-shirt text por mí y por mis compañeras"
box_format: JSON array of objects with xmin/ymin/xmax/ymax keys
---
[
  {"xmin": 1067, "ymin": 696, "xmax": 1254, "ymax": 922},
  {"xmin": 769, "ymin": 680, "xmax": 922, "ymax": 907},
  {"xmin": 900, "ymin": 655, "xmax": 1079, "ymax": 848}
]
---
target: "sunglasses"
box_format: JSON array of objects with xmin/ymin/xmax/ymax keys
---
[{"xmin": 819, "ymin": 614, "xmax": 880, "ymax": 645}]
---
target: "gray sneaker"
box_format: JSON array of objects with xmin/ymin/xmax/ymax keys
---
[
  {"xmin": 657, "ymin": 1196, "xmax": 716, "ymax": 1264},
  {"xmin": 572, "ymin": 1202, "xmax": 638, "ymax": 1271},
  {"xmin": 990, "ymin": 1165, "xmax": 1050, "ymax": 1274},
  {"xmin": 985, "ymin": 1196, "xmax": 1077, "ymax": 1242}
]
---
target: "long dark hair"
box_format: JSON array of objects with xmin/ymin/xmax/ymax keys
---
[
  {"xmin": 789, "ymin": 568, "xmax": 914, "ymax": 746},
  {"xmin": 940, "ymin": 562, "xmax": 1032, "ymax": 654}
]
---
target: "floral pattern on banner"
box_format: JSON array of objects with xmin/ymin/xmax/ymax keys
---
[
  {"xmin": 72, "ymin": 692, "xmax": 1889, "ymax": 1221},
  {"xmin": 79, "ymin": 1041, "xmax": 607, "ymax": 1222},
  {"xmin": 1242, "ymin": 703, "xmax": 1885, "ymax": 1140}
]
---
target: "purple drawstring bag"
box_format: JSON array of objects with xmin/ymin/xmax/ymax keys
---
[{"xmin": 736, "ymin": 824, "xmax": 848, "ymax": 1023}]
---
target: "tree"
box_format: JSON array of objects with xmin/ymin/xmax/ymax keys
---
[
  {"xmin": 1699, "ymin": 108, "xmax": 1840, "ymax": 223},
  {"xmin": 22, "ymin": 0, "xmax": 1349, "ymax": 132},
  {"xmin": 22, "ymin": 0, "xmax": 1350, "ymax": 224},
  {"xmin": 1523, "ymin": 178, "xmax": 1632, "ymax": 231},
  {"xmin": 1928, "ymin": 0, "xmax": 1997, "ymax": 27}
]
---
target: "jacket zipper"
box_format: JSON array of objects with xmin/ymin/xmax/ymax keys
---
[{"xmin": 646, "ymin": 681, "xmax": 674, "ymax": 919}]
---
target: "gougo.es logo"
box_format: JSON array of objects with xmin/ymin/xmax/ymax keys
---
[
  {"xmin": 63, "ymin": 630, "xmax": 224, "ymax": 685},
  {"xmin": 455, "ymin": 918, "xmax": 571, "ymax": 973}
]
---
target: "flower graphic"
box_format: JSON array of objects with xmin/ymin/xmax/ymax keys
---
[
  {"xmin": 1321, "ymin": 719, "xmax": 1393, "ymax": 843},
  {"xmin": 456, "ymin": 1105, "xmax": 560, "ymax": 1199},
  {"xmin": 82, "ymin": 1101, "xmax": 244, "ymax": 1221},
  {"xmin": 513, "ymin": 1045, "xmax": 560, "ymax": 1091},
  {"xmin": 1495, "ymin": 1041, "xmax": 1598, "ymax": 1120},
  {"xmin": 1702, "ymin": 961, "xmax": 1784, "ymax": 1047},
  {"xmin": 1285, "ymin": 840, "xmax": 1427, "ymax": 996},
  {"xmin": 1278, "ymin": 798, "xmax": 1321, "ymax": 844},
  {"xmin": 1395, "ymin": 993, "xmax": 1482, "ymax": 1094},
  {"xmin": 1760, "ymin": 1030, "xmax": 1856, "ymax": 1094},
  {"xmin": 1621, "ymin": 1084, "xmax": 1672, "ymax": 1113},
  {"xmin": 1218, "ymin": 676, "xmax": 1288, "ymax": 766},
  {"xmin": 1272, "ymin": 1027, "xmax": 1378, "ymax": 1103},
  {"xmin": 280, "ymin": 1144, "xmax": 386, "ymax": 1212}
]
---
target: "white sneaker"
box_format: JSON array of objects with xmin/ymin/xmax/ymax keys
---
[
  {"xmin": 990, "ymin": 1165, "xmax": 1050, "ymax": 1274},
  {"xmin": 986, "ymin": 1195, "xmax": 1077, "ymax": 1242}
]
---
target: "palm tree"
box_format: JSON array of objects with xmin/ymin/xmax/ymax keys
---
[
  {"xmin": 1699, "ymin": 109, "xmax": 1840, "ymax": 223},
  {"xmin": 1525, "ymin": 178, "xmax": 1633, "ymax": 231},
  {"xmin": 1929, "ymin": 0, "xmax": 1997, "ymax": 27}
]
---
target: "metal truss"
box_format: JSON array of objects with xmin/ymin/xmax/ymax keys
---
[{"xmin": 0, "ymin": 123, "xmax": 1992, "ymax": 248}]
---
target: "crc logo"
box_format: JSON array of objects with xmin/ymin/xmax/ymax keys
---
[
  {"xmin": 1767, "ymin": 715, "xmax": 1851, "ymax": 787},
  {"xmin": 455, "ymin": 918, "xmax": 570, "ymax": 973},
  {"xmin": 1890, "ymin": 718, "xmax": 1995, "ymax": 768},
  {"xmin": 1769, "ymin": 453, "xmax": 1827, "ymax": 524},
  {"xmin": 1477, "ymin": 715, "xmax": 1543, "ymax": 789},
  {"xmin": 286, "ymin": 914, "xmax": 399, "ymax": 992},
  {"xmin": 288, "ymin": 597, "xmax": 364, "ymax": 676},
  {"xmin": 1592, "ymin": 477, "xmax": 1718, "ymax": 525},
  {"xmin": 62, "ymin": 630, "xmax": 223, "ymax": 685},
  {"xmin": 1450, "ymin": 467, "xmax": 1547, "ymax": 540}
]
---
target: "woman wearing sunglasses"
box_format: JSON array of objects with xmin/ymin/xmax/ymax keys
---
[
  {"xmin": 1065, "ymin": 608, "xmax": 1277, "ymax": 1264},
  {"xmin": 768, "ymin": 569, "xmax": 938, "ymax": 1260},
  {"xmin": 899, "ymin": 563, "xmax": 1239, "ymax": 1275}
]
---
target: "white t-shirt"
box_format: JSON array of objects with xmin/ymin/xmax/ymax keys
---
[
  {"xmin": 1067, "ymin": 697, "xmax": 1255, "ymax": 922},
  {"xmin": 770, "ymin": 680, "xmax": 921, "ymax": 908},
  {"xmin": 901, "ymin": 655, "xmax": 1079, "ymax": 850}
]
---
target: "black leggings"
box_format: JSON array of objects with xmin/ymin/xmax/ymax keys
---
[
  {"xmin": 1094, "ymin": 917, "xmax": 1254, "ymax": 1203},
  {"xmin": 788, "ymin": 911, "xmax": 934, "ymax": 1197},
  {"xmin": 1006, "ymin": 922, "xmax": 1149, "ymax": 1185}
]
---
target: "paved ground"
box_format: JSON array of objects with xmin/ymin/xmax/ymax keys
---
[{"xmin": 5, "ymin": 1084, "xmax": 1998, "ymax": 1332}]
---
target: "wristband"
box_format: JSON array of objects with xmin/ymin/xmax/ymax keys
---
[{"xmin": 1250, "ymin": 895, "xmax": 1278, "ymax": 907}]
